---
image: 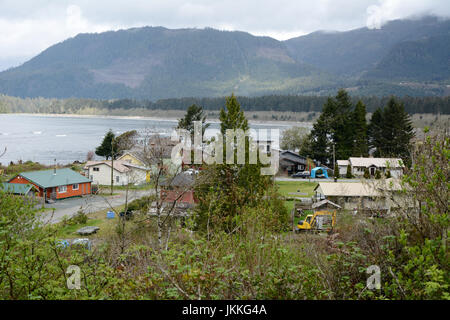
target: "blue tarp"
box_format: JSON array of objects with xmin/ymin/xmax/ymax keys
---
[{"xmin": 310, "ymin": 167, "xmax": 329, "ymax": 179}]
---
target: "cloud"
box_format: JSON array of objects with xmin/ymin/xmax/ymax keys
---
[
  {"xmin": 366, "ymin": 0, "xmax": 450, "ymax": 29},
  {"xmin": 0, "ymin": 0, "xmax": 449, "ymax": 71},
  {"xmin": 0, "ymin": 3, "xmax": 117, "ymax": 70}
]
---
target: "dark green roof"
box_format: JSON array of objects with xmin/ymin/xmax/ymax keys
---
[
  {"xmin": 1, "ymin": 183, "xmax": 35, "ymax": 195},
  {"xmin": 14, "ymin": 168, "xmax": 91, "ymax": 189}
]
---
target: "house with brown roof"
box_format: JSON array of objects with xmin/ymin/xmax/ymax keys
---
[{"xmin": 159, "ymin": 171, "xmax": 197, "ymax": 205}]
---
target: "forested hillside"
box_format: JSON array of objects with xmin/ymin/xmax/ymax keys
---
[
  {"xmin": 0, "ymin": 16, "xmax": 448, "ymax": 99},
  {"xmin": 1, "ymin": 94, "xmax": 448, "ymax": 115},
  {"xmin": 0, "ymin": 27, "xmax": 331, "ymax": 99},
  {"xmin": 284, "ymin": 16, "xmax": 450, "ymax": 78},
  {"xmin": 364, "ymin": 34, "xmax": 450, "ymax": 81}
]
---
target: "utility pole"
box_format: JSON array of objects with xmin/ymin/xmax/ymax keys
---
[
  {"xmin": 333, "ymin": 144, "xmax": 336, "ymax": 181},
  {"xmin": 111, "ymin": 138, "xmax": 114, "ymax": 195}
]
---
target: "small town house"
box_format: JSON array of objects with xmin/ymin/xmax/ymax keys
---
[
  {"xmin": 84, "ymin": 160, "xmax": 150, "ymax": 186},
  {"xmin": 9, "ymin": 168, "xmax": 91, "ymax": 201},
  {"xmin": 314, "ymin": 179, "xmax": 409, "ymax": 214},
  {"xmin": 337, "ymin": 157, "xmax": 405, "ymax": 178}
]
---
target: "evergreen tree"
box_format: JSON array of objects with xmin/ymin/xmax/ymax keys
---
[
  {"xmin": 95, "ymin": 129, "xmax": 116, "ymax": 160},
  {"xmin": 302, "ymin": 90, "xmax": 354, "ymax": 165},
  {"xmin": 177, "ymin": 104, "xmax": 210, "ymax": 139},
  {"xmin": 195, "ymin": 94, "xmax": 271, "ymax": 233},
  {"xmin": 333, "ymin": 89, "xmax": 354, "ymax": 161},
  {"xmin": 352, "ymin": 100, "xmax": 368, "ymax": 156},
  {"xmin": 381, "ymin": 97, "xmax": 414, "ymax": 164},
  {"xmin": 334, "ymin": 163, "xmax": 340, "ymax": 179},
  {"xmin": 219, "ymin": 94, "xmax": 249, "ymax": 135},
  {"xmin": 346, "ymin": 164, "xmax": 353, "ymax": 179},
  {"xmin": 368, "ymin": 108, "xmax": 384, "ymax": 155},
  {"xmin": 375, "ymin": 170, "xmax": 381, "ymax": 179},
  {"xmin": 304, "ymin": 97, "xmax": 335, "ymax": 165},
  {"xmin": 363, "ymin": 168, "xmax": 370, "ymax": 179},
  {"xmin": 368, "ymin": 97, "xmax": 414, "ymax": 165}
]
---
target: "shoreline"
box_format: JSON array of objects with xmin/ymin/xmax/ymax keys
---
[{"xmin": 3, "ymin": 112, "xmax": 309, "ymax": 127}]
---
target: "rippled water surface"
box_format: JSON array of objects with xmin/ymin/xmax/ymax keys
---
[{"xmin": 0, "ymin": 114, "xmax": 297, "ymax": 165}]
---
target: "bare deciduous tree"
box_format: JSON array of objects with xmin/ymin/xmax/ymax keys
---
[
  {"xmin": 86, "ymin": 150, "xmax": 94, "ymax": 161},
  {"xmin": 138, "ymin": 129, "xmax": 194, "ymax": 250}
]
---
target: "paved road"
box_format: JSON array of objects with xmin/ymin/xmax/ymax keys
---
[
  {"xmin": 39, "ymin": 189, "xmax": 151, "ymax": 224},
  {"xmin": 40, "ymin": 178, "xmax": 358, "ymax": 224},
  {"xmin": 275, "ymin": 177, "xmax": 359, "ymax": 182}
]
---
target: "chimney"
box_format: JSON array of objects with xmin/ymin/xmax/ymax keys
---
[{"xmin": 53, "ymin": 159, "xmax": 56, "ymax": 175}]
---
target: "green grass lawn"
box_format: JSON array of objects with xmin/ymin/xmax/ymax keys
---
[
  {"xmin": 276, "ymin": 180, "xmax": 317, "ymax": 224},
  {"xmin": 57, "ymin": 218, "xmax": 104, "ymax": 238},
  {"xmin": 276, "ymin": 180, "xmax": 317, "ymax": 198},
  {"xmin": 56, "ymin": 204, "xmax": 127, "ymax": 239}
]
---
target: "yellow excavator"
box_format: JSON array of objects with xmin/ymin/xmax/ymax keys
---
[{"xmin": 296, "ymin": 210, "xmax": 336, "ymax": 233}]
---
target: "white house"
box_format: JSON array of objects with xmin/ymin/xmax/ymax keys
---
[
  {"xmin": 84, "ymin": 160, "xmax": 150, "ymax": 186},
  {"xmin": 337, "ymin": 157, "xmax": 405, "ymax": 178},
  {"xmin": 337, "ymin": 160, "xmax": 350, "ymax": 176}
]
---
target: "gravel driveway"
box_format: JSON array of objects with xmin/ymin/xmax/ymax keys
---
[{"xmin": 39, "ymin": 189, "xmax": 151, "ymax": 224}]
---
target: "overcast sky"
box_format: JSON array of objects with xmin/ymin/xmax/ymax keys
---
[{"xmin": 0, "ymin": 0, "xmax": 449, "ymax": 71}]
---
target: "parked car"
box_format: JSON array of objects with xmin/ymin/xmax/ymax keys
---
[
  {"xmin": 185, "ymin": 168, "xmax": 199, "ymax": 175},
  {"xmin": 291, "ymin": 171, "xmax": 310, "ymax": 178},
  {"xmin": 119, "ymin": 209, "xmax": 134, "ymax": 220}
]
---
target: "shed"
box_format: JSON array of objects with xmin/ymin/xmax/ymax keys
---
[
  {"xmin": 311, "ymin": 199, "xmax": 342, "ymax": 210},
  {"xmin": 1, "ymin": 182, "xmax": 37, "ymax": 198},
  {"xmin": 160, "ymin": 171, "xmax": 197, "ymax": 205}
]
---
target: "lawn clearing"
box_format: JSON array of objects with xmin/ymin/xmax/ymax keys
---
[
  {"xmin": 56, "ymin": 204, "xmax": 127, "ymax": 239},
  {"xmin": 276, "ymin": 180, "xmax": 317, "ymax": 198},
  {"xmin": 276, "ymin": 180, "xmax": 317, "ymax": 223}
]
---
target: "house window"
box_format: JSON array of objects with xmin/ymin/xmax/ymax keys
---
[
  {"xmin": 59, "ymin": 186, "xmax": 67, "ymax": 193},
  {"xmin": 73, "ymin": 184, "xmax": 79, "ymax": 190},
  {"xmin": 90, "ymin": 175, "xmax": 93, "ymax": 180},
  {"xmin": 93, "ymin": 167, "xmax": 99, "ymax": 172},
  {"xmin": 116, "ymin": 176, "xmax": 120, "ymax": 183}
]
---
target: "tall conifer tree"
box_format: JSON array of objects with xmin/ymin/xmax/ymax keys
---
[
  {"xmin": 368, "ymin": 108, "xmax": 384, "ymax": 155},
  {"xmin": 195, "ymin": 94, "xmax": 271, "ymax": 233},
  {"xmin": 368, "ymin": 97, "xmax": 414, "ymax": 165},
  {"xmin": 333, "ymin": 89, "xmax": 354, "ymax": 161},
  {"xmin": 352, "ymin": 100, "xmax": 368, "ymax": 157},
  {"xmin": 95, "ymin": 129, "xmax": 116, "ymax": 160}
]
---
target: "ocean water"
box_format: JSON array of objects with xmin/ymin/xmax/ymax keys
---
[{"xmin": 0, "ymin": 114, "xmax": 301, "ymax": 165}]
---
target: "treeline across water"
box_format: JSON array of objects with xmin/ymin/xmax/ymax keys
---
[{"xmin": 0, "ymin": 93, "xmax": 449, "ymax": 115}]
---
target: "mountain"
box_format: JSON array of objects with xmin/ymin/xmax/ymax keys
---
[
  {"xmin": 284, "ymin": 15, "xmax": 450, "ymax": 79},
  {"xmin": 0, "ymin": 16, "xmax": 448, "ymax": 100},
  {"xmin": 0, "ymin": 27, "xmax": 332, "ymax": 100},
  {"xmin": 363, "ymin": 34, "xmax": 450, "ymax": 81}
]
